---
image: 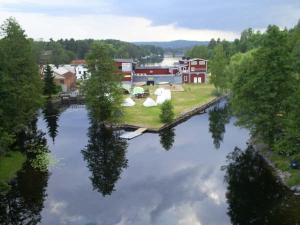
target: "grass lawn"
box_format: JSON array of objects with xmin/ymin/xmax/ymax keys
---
[
  {"xmin": 260, "ymin": 148, "xmax": 300, "ymax": 187},
  {"xmin": 122, "ymin": 84, "xmax": 216, "ymax": 129},
  {"xmin": 0, "ymin": 151, "xmax": 26, "ymax": 188}
]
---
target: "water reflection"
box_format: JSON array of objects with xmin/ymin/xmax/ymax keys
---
[
  {"xmin": 209, "ymin": 103, "xmax": 231, "ymax": 149},
  {"xmin": 0, "ymin": 163, "xmax": 49, "ymax": 225},
  {"xmin": 42, "ymin": 101, "xmax": 60, "ymax": 143},
  {"xmin": 82, "ymin": 119, "xmax": 128, "ymax": 196},
  {"xmin": 159, "ymin": 128, "xmax": 175, "ymax": 151},
  {"xmin": 224, "ymin": 146, "xmax": 300, "ymax": 225},
  {"xmin": 0, "ymin": 119, "xmax": 49, "ymax": 225}
]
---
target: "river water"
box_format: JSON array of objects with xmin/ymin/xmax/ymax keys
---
[{"xmin": 1, "ymin": 101, "xmax": 300, "ymax": 225}]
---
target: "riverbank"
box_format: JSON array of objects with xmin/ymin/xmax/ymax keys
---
[
  {"xmin": 0, "ymin": 151, "xmax": 26, "ymax": 192},
  {"xmin": 122, "ymin": 84, "xmax": 217, "ymax": 130},
  {"xmin": 252, "ymin": 140, "xmax": 300, "ymax": 192}
]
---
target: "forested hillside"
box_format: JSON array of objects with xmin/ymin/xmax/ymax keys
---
[{"xmin": 32, "ymin": 39, "xmax": 164, "ymax": 65}]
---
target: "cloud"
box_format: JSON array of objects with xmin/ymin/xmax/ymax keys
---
[
  {"xmin": 0, "ymin": 11, "xmax": 239, "ymax": 41},
  {"xmin": 1, "ymin": 0, "xmax": 299, "ymax": 39},
  {"xmin": 111, "ymin": 0, "xmax": 300, "ymax": 31}
]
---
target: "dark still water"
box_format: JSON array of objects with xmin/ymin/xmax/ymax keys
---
[{"xmin": 1, "ymin": 102, "xmax": 300, "ymax": 225}]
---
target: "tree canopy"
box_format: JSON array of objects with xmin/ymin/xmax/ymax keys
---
[{"xmin": 0, "ymin": 18, "xmax": 42, "ymax": 154}]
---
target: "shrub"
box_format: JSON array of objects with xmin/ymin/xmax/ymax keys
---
[{"xmin": 159, "ymin": 101, "xmax": 175, "ymax": 123}]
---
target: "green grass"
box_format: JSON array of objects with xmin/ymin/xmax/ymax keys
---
[
  {"xmin": 261, "ymin": 148, "xmax": 300, "ymax": 187},
  {"xmin": 0, "ymin": 151, "xmax": 26, "ymax": 184},
  {"xmin": 122, "ymin": 84, "xmax": 216, "ymax": 129}
]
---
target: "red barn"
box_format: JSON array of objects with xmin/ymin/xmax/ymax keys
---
[{"xmin": 181, "ymin": 58, "xmax": 208, "ymax": 84}]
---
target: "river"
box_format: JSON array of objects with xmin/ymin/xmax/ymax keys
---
[{"xmin": 1, "ymin": 101, "xmax": 300, "ymax": 225}]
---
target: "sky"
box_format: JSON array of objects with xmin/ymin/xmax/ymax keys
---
[{"xmin": 0, "ymin": 0, "xmax": 299, "ymax": 42}]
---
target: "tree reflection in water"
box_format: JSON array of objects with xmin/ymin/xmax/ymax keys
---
[
  {"xmin": 42, "ymin": 101, "xmax": 60, "ymax": 143},
  {"xmin": 208, "ymin": 103, "xmax": 231, "ymax": 149},
  {"xmin": 224, "ymin": 146, "xmax": 300, "ymax": 225},
  {"xmin": 0, "ymin": 120, "xmax": 49, "ymax": 225},
  {"xmin": 159, "ymin": 128, "xmax": 175, "ymax": 151},
  {"xmin": 82, "ymin": 120, "xmax": 128, "ymax": 196}
]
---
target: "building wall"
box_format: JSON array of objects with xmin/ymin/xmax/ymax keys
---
[
  {"xmin": 182, "ymin": 73, "xmax": 206, "ymax": 83},
  {"xmin": 133, "ymin": 75, "xmax": 182, "ymax": 84},
  {"xmin": 135, "ymin": 68, "xmax": 172, "ymax": 75},
  {"xmin": 63, "ymin": 72, "xmax": 77, "ymax": 91}
]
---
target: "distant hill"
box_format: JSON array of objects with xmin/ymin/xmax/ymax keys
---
[{"xmin": 134, "ymin": 40, "xmax": 209, "ymax": 49}]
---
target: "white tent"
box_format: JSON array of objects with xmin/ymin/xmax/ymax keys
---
[
  {"xmin": 122, "ymin": 97, "xmax": 136, "ymax": 107},
  {"xmin": 143, "ymin": 97, "xmax": 157, "ymax": 107},
  {"xmin": 156, "ymin": 94, "xmax": 167, "ymax": 105},
  {"xmin": 154, "ymin": 88, "xmax": 165, "ymax": 96},
  {"xmin": 156, "ymin": 89, "xmax": 172, "ymax": 104},
  {"xmin": 164, "ymin": 89, "xmax": 172, "ymax": 100}
]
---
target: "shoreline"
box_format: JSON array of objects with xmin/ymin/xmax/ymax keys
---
[
  {"xmin": 114, "ymin": 95, "xmax": 227, "ymax": 133},
  {"xmin": 251, "ymin": 140, "xmax": 300, "ymax": 194}
]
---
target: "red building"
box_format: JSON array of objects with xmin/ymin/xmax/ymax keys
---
[
  {"xmin": 180, "ymin": 58, "xmax": 208, "ymax": 84},
  {"xmin": 114, "ymin": 59, "xmax": 136, "ymax": 82},
  {"xmin": 135, "ymin": 67, "xmax": 178, "ymax": 76}
]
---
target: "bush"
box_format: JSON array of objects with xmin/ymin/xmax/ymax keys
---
[{"xmin": 159, "ymin": 101, "xmax": 175, "ymax": 123}]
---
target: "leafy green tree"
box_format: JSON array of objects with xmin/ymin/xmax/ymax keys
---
[
  {"xmin": 210, "ymin": 44, "xmax": 228, "ymax": 91},
  {"xmin": 231, "ymin": 26, "xmax": 296, "ymax": 147},
  {"xmin": 159, "ymin": 100, "xmax": 175, "ymax": 123},
  {"xmin": 275, "ymin": 85, "xmax": 300, "ymax": 155},
  {"xmin": 43, "ymin": 65, "xmax": 56, "ymax": 97},
  {"xmin": 291, "ymin": 39, "xmax": 300, "ymax": 73},
  {"xmin": 186, "ymin": 45, "xmax": 209, "ymax": 59},
  {"xmin": 0, "ymin": 18, "xmax": 42, "ymax": 154},
  {"xmin": 84, "ymin": 42, "xmax": 123, "ymax": 123}
]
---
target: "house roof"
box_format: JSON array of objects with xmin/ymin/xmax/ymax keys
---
[
  {"xmin": 114, "ymin": 58, "xmax": 136, "ymax": 63},
  {"xmin": 190, "ymin": 58, "xmax": 208, "ymax": 62}
]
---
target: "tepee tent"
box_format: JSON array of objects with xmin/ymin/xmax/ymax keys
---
[
  {"xmin": 122, "ymin": 97, "xmax": 136, "ymax": 107},
  {"xmin": 143, "ymin": 97, "xmax": 157, "ymax": 107}
]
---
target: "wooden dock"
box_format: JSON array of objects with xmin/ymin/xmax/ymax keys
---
[{"xmin": 120, "ymin": 128, "xmax": 147, "ymax": 140}]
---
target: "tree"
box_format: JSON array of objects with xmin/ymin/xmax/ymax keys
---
[
  {"xmin": 276, "ymin": 85, "xmax": 300, "ymax": 155},
  {"xmin": 0, "ymin": 18, "xmax": 42, "ymax": 154},
  {"xmin": 43, "ymin": 65, "xmax": 56, "ymax": 98},
  {"xmin": 84, "ymin": 42, "xmax": 123, "ymax": 123},
  {"xmin": 159, "ymin": 101, "xmax": 175, "ymax": 124},
  {"xmin": 210, "ymin": 44, "xmax": 228, "ymax": 91},
  {"xmin": 186, "ymin": 45, "xmax": 209, "ymax": 59},
  {"xmin": 231, "ymin": 26, "xmax": 296, "ymax": 147}
]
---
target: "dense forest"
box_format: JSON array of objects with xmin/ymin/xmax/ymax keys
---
[
  {"xmin": 32, "ymin": 39, "xmax": 164, "ymax": 65},
  {"xmin": 195, "ymin": 20, "xmax": 300, "ymax": 157}
]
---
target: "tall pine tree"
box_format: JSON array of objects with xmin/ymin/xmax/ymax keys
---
[{"xmin": 43, "ymin": 64, "xmax": 56, "ymax": 98}]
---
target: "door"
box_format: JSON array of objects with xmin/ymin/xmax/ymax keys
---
[
  {"xmin": 193, "ymin": 77, "xmax": 198, "ymax": 83},
  {"xmin": 198, "ymin": 77, "xmax": 202, "ymax": 83}
]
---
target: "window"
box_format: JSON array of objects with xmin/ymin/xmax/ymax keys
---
[
  {"xmin": 191, "ymin": 67, "xmax": 195, "ymax": 72},
  {"xmin": 191, "ymin": 61, "xmax": 197, "ymax": 65},
  {"xmin": 199, "ymin": 61, "xmax": 206, "ymax": 65}
]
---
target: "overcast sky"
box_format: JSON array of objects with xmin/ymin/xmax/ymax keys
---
[{"xmin": 0, "ymin": 0, "xmax": 299, "ymax": 41}]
